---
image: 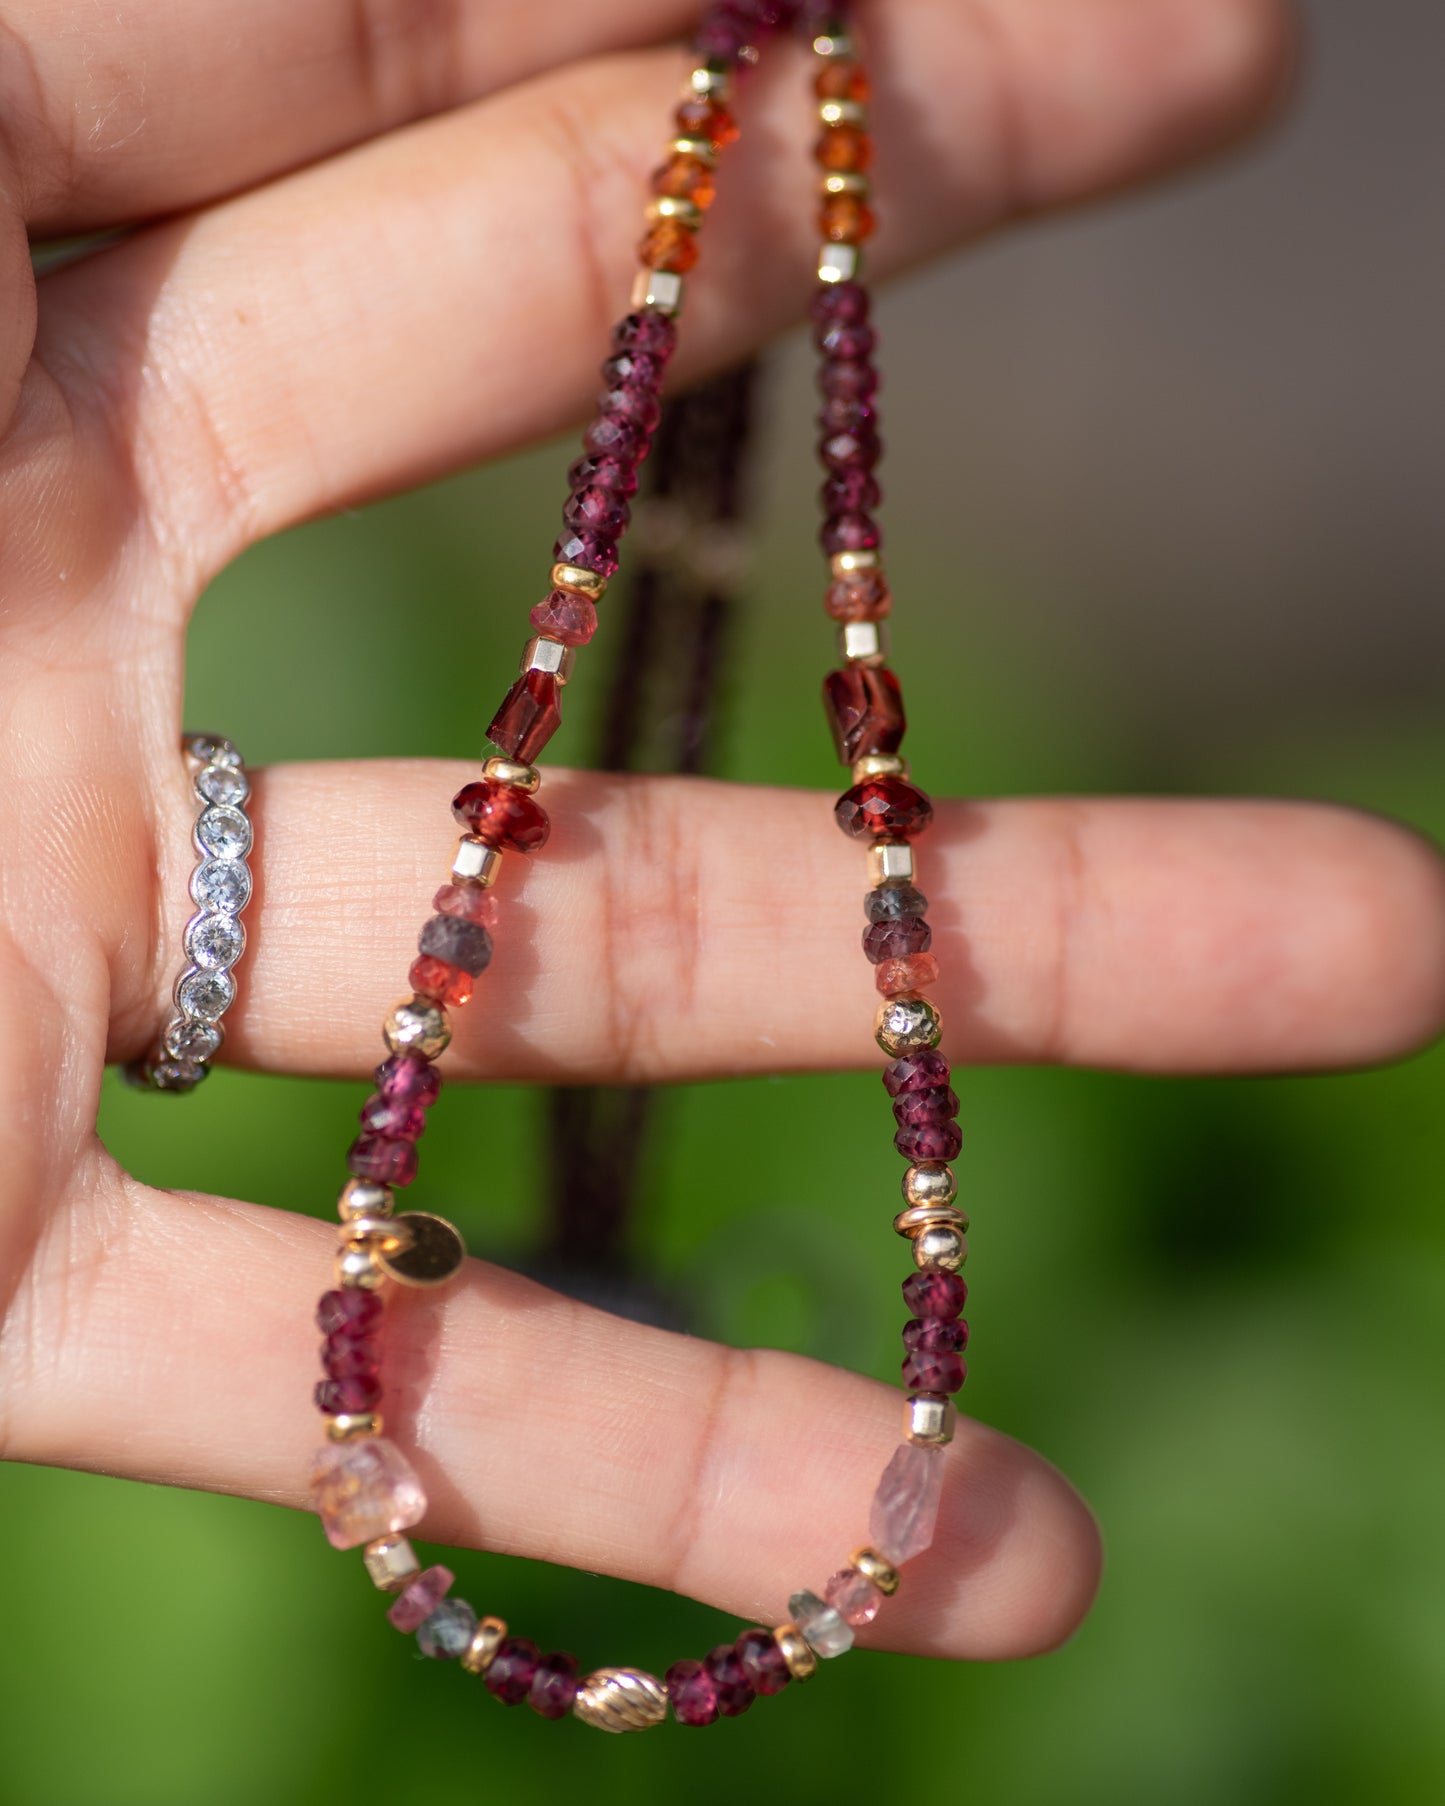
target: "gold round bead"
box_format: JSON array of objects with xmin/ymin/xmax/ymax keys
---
[
  {"xmin": 913, "ymin": 1223, "xmax": 967, "ymax": 1272},
  {"xmin": 550, "ymin": 561, "xmax": 608, "ymax": 600},
  {"xmin": 481, "ymin": 755, "xmax": 540, "ymax": 792},
  {"xmin": 849, "ymin": 1546, "xmax": 900, "ymax": 1596},
  {"xmin": 382, "ymin": 996, "xmax": 450, "ymax": 1061},
  {"xmin": 904, "ymin": 1393, "xmax": 957, "ymax": 1447},
  {"xmin": 461, "ymin": 1615, "xmax": 508, "ymax": 1676},
  {"xmin": 573, "ymin": 1667, "xmax": 669, "ymax": 1733},
  {"xmin": 876, "ymin": 995, "xmax": 942, "ymax": 1057},
  {"xmin": 822, "ymin": 171, "xmax": 871, "ymax": 197},
  {"xmin": 831, "ymin": 548, "xmax": 881, "ymax": 577},
  {"xmin": 334, "ymin": 1244, "xmax": 383, "ymax": 1290},
  {"xmin": 902, "ymin": 1163, "xmax": 958, "ymax": 1209},
  {"xmin": 338, "ymin": 1178, "xmax": 393, "ymax": 1222},
  {"xmin": 773, "ymin": 1622, "xmax": 818, "ymax": 1681},
  {"xmin": 893, "ymin": 1203, "xmax": 969, "ymax": 1240},
  {"xmin": 326, "ymin": 1411, "xmax": 383, "ymax": 1442}
]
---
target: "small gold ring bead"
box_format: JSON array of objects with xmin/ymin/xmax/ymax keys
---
[
  {"xmin": 334, "ymin": 1244, "xmax": 383, "ymax": 1290},
  {"xmin": 904, "ymin": 1392, "xmax": 957, "ymax": 1447},
  {"xmin": 868, "ymin": 840, "xmax": 915, "ymax": 887},
  {"xmin": 773, "ymin": 1622, "xmax": 818, "ymax": 1681},
  {"xmin": 819, "ymin": 98, "xmax": 867, "ymax": 128},
  {"xmin": 482, "ymin": 756, "xmax": 540, "ymax": 792},
  {"xmin": 461, "ymin": 1615, "xmax": 509, "ymax": 1676},
  {"xmin": 362, "ymin": 1534, "xmax": 420, "ymax": 1592},
  {"xmin": 646, "ymin": 194, "xmax": 704, "ymax": 229},
  {"xmin": 326, "ymin": 1411, "xmax": 383, "ymax": 1442},
  {"xmin": 382, "ymin": 996, "xmax": 451, "ymax": 1061},
  {"xmin": 813, "ymin": 28, "xmax": 855, "ymax": 58},
  {"xmin": 902, "ymin": 1163, "xmax": 958, "ymax": 1209},
  {"xmin": 550, "ymin": 561, "xmax": 608, "ymax": 600},
  {"xmin": 832, "ymin": 547, "xmax": 881, "ymax": 578},
  {"xmin": 687, "ymin": 61, "xmax": 733, "ymax": 102},
  {"xmin": 853, "ymin": 752, "xmax": 907, "ymax": 783},
  {"xmin": 573, "ymin": 1667, "xmax": 669, "ymax": 1733},
  {"xmin": 876, "ymin": 994, "xmax": 943, "ymax": 1057},
  {"xmin": 849, "ymin": 1546, "xmax": 900, "ymax": 1596},
  {"xmin": 913, "ymin": 1223, "xmax": 967, "ymax": 1273},
  {"xmin": 339, "ymin": 1216, "xmax": 415, "ymax": 1253},
  {"xmin": 338, "ymin": 1178, "xmax": 392, "ymax": 1222},
  {"xmin": 822, "ymin": 171, "xmax": 871, "ymax": 197},
  {"xmin": 894, "ymin": 1203, "xmax": 969, "ymax": 1240},
  {"xmin": 669, "ymin": 134, "xmax": 717, "ymax": 166}
]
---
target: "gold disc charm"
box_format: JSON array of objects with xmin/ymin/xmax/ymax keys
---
[{"xmin": 376, "ymin": 1213, "xmax": 467, "ymax": 1287}]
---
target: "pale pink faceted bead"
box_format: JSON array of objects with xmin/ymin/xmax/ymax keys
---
[
  {"xmin": 387, "ymin": 1563, "xmax": 454, "ymax": 1633},
  {"xmin": 868, "ymin": 1443, "xmax": 945, "ymax": 1568},
  {"xmin": 310, "ymin": 1437, "xmax": 428, "ymax": 1551},
  {"xmin": 825, "ymin": 1567, "xmax": 883, "ymax": 1628}
]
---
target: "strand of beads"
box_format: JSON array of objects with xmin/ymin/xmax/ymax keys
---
[{"xmin": 306, "ymin": 1, "xmax": 965, "ymax": 1731}]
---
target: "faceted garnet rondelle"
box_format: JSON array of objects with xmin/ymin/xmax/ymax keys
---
[
  {"xmin": 452, "ymin": 779, "xmax": 550, "ymax": 854},
  {"xmin": 834, "ymin": 777, "xmax": 933, "ymax": 841},
  {"xmin": 734, "ymin": 1629, "xmax": 791, "ymax": 1696}
]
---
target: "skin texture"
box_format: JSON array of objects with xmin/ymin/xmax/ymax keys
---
[{"xmin": 4, "ymin": 0, "xmax": 1442, "ymax": 1664}]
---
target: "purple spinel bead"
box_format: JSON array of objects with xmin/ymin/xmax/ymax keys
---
[
  {"xmin": 903, "ymin": 1270, "xmax": 968, "ymax": 1319},
  {"xmin": 811, "ymin": 280, "xmax": 870, "ymax": 329},
  {"xmin": 882, "ymin": 1048, "xmax": 950, "ymax": 1096},
  {"xmin": 735, "ymin": 1628, "xmax": 791, "ymax": 1696},
  {"xmin": 562, "ymin": 485, "xmax": 630, "ymax": 539},
  {"xmin": 863, "ymin": 917, "xmax": 932, "ymax": 963},
  {"xmin": 903, "ymin": 1316, "xmax": 970, "ymax": 1355},
  {"xmin": 485, "ymin": 1636, "xmax": 541, "ymax": 1706},
  {"xmin": 903, "ymin": 1348, "xmax": 967, "ymax": 1394},
  {"xmin": 316, "ymin": 1288, "xmax": 382, "ymax": 1337},
  {"xmin": 666, "ymin": 1659, "xmax": 719, "ymax": 1727},
  {"xmin": 377, "ymin": 1051, "xmax": 441, "ymax": 1109},
  {"xmin": 896, "ymin": 1120, "xmax": 964, "ymax": 1163},
  {"xmin": 529, "ymin": 1652, "xmax": 580, "ymax": 1719},
  {"xmin": 866, "ymin": 884, "xmax": 928, "ymax": 924},
  {"xmin": 613, "ymin": 309, "xmax": 678, "ymax": 361},
  {"xmin": 553, "ymin": 530, "xmax": 620, "ymax": 579},
  {"xmin": 822, "ymin": 511, "xmax": 882, "ymax": 556},
  {"xmin": 703, "ymin": 1644, "xmax": 755, "ymax": 1716}
]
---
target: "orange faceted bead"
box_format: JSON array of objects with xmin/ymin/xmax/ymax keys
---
[
  {"xmin": 639, "ymin": 219, "xmax": 700, "ymax": 273},
  {"xmin": 816, "ymin": 124, "xmax": 873, "ymax": 173},
  {"xmin": 821, "ymin": 195, "xmax": 876, "ymax": 243},
  {"xmin": 410, "ymin": 955, "xmax": 473, "ymax": 1007},
  {"xmin": 675, "ymin": 97, "xmax": 740, "ymax": 148},
  {"xmin": 651, "ymin": 153, "xmax": 717, "ymax": 210},
  {"xmin": 815, "ymin": 60, "xmax": 870, "ymax": 102},
  {"xmin": 876, "ymin": 954, "xmax": 941, "ymax": 998}
]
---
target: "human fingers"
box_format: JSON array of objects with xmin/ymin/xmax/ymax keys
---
[
  {"xmin": 107, "ymin": 769, "xmax": 1445, "ymax": 1081},
  {"xmin": 37, "ymin": 0, "xmax": 1294, "ymax": 575},
  {"xmin": 0, "ymin": 1161, "xmax": 1100, "ymax": 1660}
]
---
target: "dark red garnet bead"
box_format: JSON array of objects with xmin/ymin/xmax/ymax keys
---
[
  {"xmin": 358, "ymin": 1095, "xmax": 425, "ymax": 1141},
  {"xmin": 666, "ymin": 1659, "xmax": 719, "ymax": 1727},
  {"xmin": 613, "ymin": 308, "xmax": 678, "ymax": 361},
  {"xmin": 315, "ymin": 1374, "xmax": 383, "ymax": 1414},
  {"xmin": 487, "ymin": 671, "xmax": 563, "ymax": 765},
  {"xmin": 734, "ymin": 1628, "xmax": 790, "ymax": 1695},
  {"xmin": 485, "ymin": 1637, "xmax": 541, "ymax": 1706},
  {"xmin": 866, "ymin": 883, "xmax": 927, "ymax": 923},
  {"xmin": 823, "ymin": 664, "xmax": 905, "ymax": 766},
  {"xmin": 346, "ymin": 1134, "xmax": 418, "ymax": 1188},
  {"xmin": 376, "ymin": 1050, "xmax": 442, "ymax": 1109},
  {"xmin": 553, "ymin": 529, "xmax": 620, "ymax": 579},
  {"xmin": 892, "ymin": 1085, "xmax": 960, "ymax": 1128},
  {"xmin": 703, "ymin": 1644, "xmax": 755, "ymax": 1716},
  {"xmin": 316, "ymin": 1288, "xmax": 382, "ymax": 1337},
  {"xmin": 882, "ymin": 1048, "xmax": 950, "ymax": 1096},
  {"xmin": 902, "ymin": 1348, "xmax": 967, "ymax": 1394},
  {"xmin": 903, "ymin": 1271, "xmax": 968, "ymax": 1319},
  {"xmin": 452, "ymin": 778, "xmax": 551, "ymax": 854},
  {"xmin": 810, "ymin": 279, "xmax": 870, "ymax": 330},
  {"xmin": 863, "ymin": 915, "xmax": 931, "ymax": 963},
  {"xmin": 528, "ymin": 1652, "xmax": 580, "ymax": 1719},
  {"xmin": 895, "ymin": 1119, "xmax": 964, "ymax": 1163},
  {"xmin": 822, "ymin": 468, "xmax": 881, "ymax": 513},
  {"xmin": 834, "ymin": 777, "xmax": 934, "ymax": 842},
  {"xmin": 321, "ymin": 1331, "xmax": 380, "ymax": 1382},
  {"xmin": 903, "ymin": 1316, "xmax": 970, "ymax": 1355}
]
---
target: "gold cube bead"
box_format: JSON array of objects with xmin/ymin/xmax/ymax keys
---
[
  {"xmin": 573, "ymin": 1667, "xmax": 669, "ymax": 1733},
  {"xmin": 893, "ymin": 1203, "xmax": 969, "ymax": 1240},
  {"xmin": 482, "ymin": 756, "xmax": 540, "ymax": 793},
  {"xmin": 363, "ymin": 1534, "xmax": 420, "ymax": 1592},
  {"xmin": 338, "ymin": 1178, "xmax": 393, "ymax": 1222},
  {"xmin": 853, "ymin": 753, "xmax": 907, "ymax": 784},
  {"xmin": 773, "ymin": 1622, "xmax": 818, "ymax": 1681},
  {"xmin": 902, "ymin": 1163, "xmax": 958, "ymax": 1209},
  {"xmin": 913, "ymin": 1223, "xmax": 967, "ymax": 1272},
  {"xmin": 831, "ymin": 548, "xmax": 881, "ymax": 577},
  {"xmin": 334, "ymin": 1245, "xmax": 383, "ymax": 1290},
  {"xmin": 849, "ymin": 1546, "xmax": 901, "ymax": 1596},
  {"xmin": 820, "ymin": 98, "xmax": 867, "ymax": 128},
  {"xmin": 646, "ymin": 195, "xmax": 703, "ymax": 229},
  {"xmin": 631, "ymin": 268, "xmax": 685, "ymax": 316},
  {"xmin": 461, "ymin": 1615, "xmax": 509, "ymax": 1675},
  {"xmin": 876, "ymin": 995, "xmax": 942, "ymax": 1057},
  {"xmin": 382, "ymin": 996, "xmax": 450, "ymax": 1061},
  {"xmin": 868, "ymin": 840, "xmax": 915, "ymax": 886},
  {"xmin": 550, "ymin": 562, "xmax": 608, "ymax": 600},
  {"xmin": 326, "ymin": 1411, "xmax": 383, "ymax": 1441},
  {"xmin": 451, "ymin": 836, "xmax": 502, "ymax": 887},
  {"xmin": 822, "ymin": 171, "xmax": 871, "ymax": 197},
  {"xmin": 669, "ymin": 134, "xmax": 717, "ymax": 167},
  {"xmin": 839, "ymin": 619, "xmax": 889, "ymax": 665},
  {"xmin": 521, "ymin": 636, "xmax": 576, "ymax": 684},
  {"xmin": 904, "ymin": 1393, "xmax": 957, "ymax": 1447},
  {"xmin": 819, "ymin": 242, "xmax": 863, "ymax": 285}
]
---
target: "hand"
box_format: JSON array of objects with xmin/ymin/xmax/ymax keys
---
[{"xmin": 3, "ymin": 0, "xmax": 1439, "ymax": 1671}]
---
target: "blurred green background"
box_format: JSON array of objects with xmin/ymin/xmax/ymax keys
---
[{"xmin": 4, "ymin": 3, "xmax": 1444, "ymax": 1801}]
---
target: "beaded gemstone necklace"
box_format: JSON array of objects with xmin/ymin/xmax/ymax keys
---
[{"xmin": 307, "ymin": 2, "xmax": 968, "ymax": 1732}]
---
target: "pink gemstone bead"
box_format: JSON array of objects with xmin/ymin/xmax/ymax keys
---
[
  {"xmin": 432, "ymin": 882, "xmax": 498, "ymax": 929},
  {"xmin": 315, "ymin": 1374, "xmax": 382, "ymax": 1415},
  {"xmin": 529, "ymin": 589, "xmax": 598, "ymax": 647},
  {"xmin": 316, "ymin": 1288, "xmax": 382, "ymax": 1337},
  {"xmin": 358, "ymin": 1095, "xmax": 426, "ymax": 1140},
  {"xmin": 825, "ymin": 1567, "xmax": 884, "ymax": 1628},
  {"xmin": 377, "ymin": 1051, "xmax": 441, "ymax": 1108},
  {"xmin": 346, "ymin": 1133, "xmax": 418, "ymax": 1187},
  {"xmin": 387, "ymin": 1564, "xmax": 454, "ymax": 1633},
  {"xmin": 869, "ymin": 1443, "xmax": 946, "ymax": 1567},
  {"xmin": 902, "ymin": 1271, "xmax": 968, "ymax": 1319},
  {"xmin": 875, "ymin": 953, "xmax": 941, "ymax": 998},
  {"xmin": 310, "ymin": 1438, "xmax": 427, "ymax": 1550},
  {"xmin": 321, "ymin": 1330, "xmax": 380, "ymax": 1382}
]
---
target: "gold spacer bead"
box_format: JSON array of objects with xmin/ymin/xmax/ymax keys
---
[
  {"xmin": 573, "ymin": 1667, "xmax": 669, "ymax": 1732},
  {"xmin": 362, "ymin": 1534, "xmax": 420, "ymax": 1592},
  {"xmin": 820, "ymin": 98, "xmax": 867, "ymax": 128},
  {"xmin": 867, "ymin": 840, "xmax": 915, "ymax": 887},
  {"xmin": 550, "ymin": 561, "xmax": 608, "ymax": 601},
  {"xmin": 838, "ymin": 619, "xmax": 889, "ymax": 665},
  {"xmin": 339, "ymin": 1216, "xmax": 415, "ymax": 1254},
  {"xmin": 813, "ymin": 29, "xmax": 855, "ymax": 59},
  {"xmin": 686, "ymin": 61, "xmax": 734, "ymax": 103},
  {"xmin": 773, "ymin": 1622, "xmax": 818, "ymax": 1681},
  {"xmin": 822, "ymin": 171, "xmax": 871, "ymax": 197},
  {"xmin": 382, "ymin": 996, "xmax": 450, "ymax": 1061},
  {"xmin": 326, "ymin": 1411, "xmax": 383, "ymax": 1441},
  {"xmin": 894, "ymin": 1203, "xmax": 969, "ymax": 1240},
  {"xmin": 334, "ymin": 1244, "xmax": 383, "ymax": 1290},
  {"xmin": 876, "ymin": 994, "xmax": 942, "ymax": 1057},
  {"xmin": 631, "ymin": 267, "xmax": 686, "ymax": 316},
  {"xmin": 645, "ymin": 194, "xmax": 703, "ymax": 229},
  {"xmin": 452, "ymin": 836, "xmax": 502, "ymax": 887},
  {"xmin": 338, "ymin": 1178, "xmax": 393, "ymax": 1222},
  {"xmin": 853, "ymin": 753, "xmax": 907, "ymax": 784},
  {"xmin": 904, "ymin": 1393, "xmax": 957, "ymax": 1447},
  {"xmin": 521, "ymin": 635, "xmax": 577, "ymax": 684},
  {"xmin": 461, "ymin": 1614, "xmax": 508, "ymax": 1675},
  {"xmin": 913, "ymin": 1223, "xmax": 967, "ymax": 1272},
  {"xmin": 819, "ymin": 241, "xmax": 863, "ymax": 284},
  {"xmin": 902, "ymin": 1163, "xmax": 958, "ymax": 1209},
  {"xmin": 849, "ymin": 1546, "xmax": 900, "ymax": 1596},
  {"xmin": 482, "ymin": 756, "xmax": 540, "ymax": 792},
  {"xmin": 831, "ymin": 548, "xmax": 881, "ymax": 577},
  {"xmin": 669, "ymin": 134, "xmax": 717, "ymax": 167}
]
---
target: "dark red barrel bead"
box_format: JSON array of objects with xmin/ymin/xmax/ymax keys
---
[
  {"xmin": 834, "ymin": 777, "xmax": 933, "ymax": 841},
  {"xmin": 485, "ymin": 1637, "xmax": 541, "ymax": 1705},
  {"xmin": 882, "ymin": 1048, "xmax": 950, "ymax": 1096},
  {"xmin": 702, "ymin": 1644, "xmax": 755, "ymax": 1716},
  {"xmin": 824, "ymin": 664, "xmax": 905, "ymax": 766},
  {"xmin": 866, "ymin": 883, "xmax": 927, "ymax": 923},
  {"xmin": 321, "ymin": 1331, "xmax": 380, "ymax": 1382},
  {"xmin": 613, "ymin": 308, "xmax": 678, "ymax": 360},
  {"xmin": 418, "ymin": 913, "xmax": 493, "ymax": 978},
  {"xmin": 315, "ymin": 1374, "xmax": 383, "ymax": 1414},
  {"xmin": 903, "ymin": 1316, "xmax": 970, "ymax": 1355},
  {"xmin": 903, "ymin": 1271, "xmax": 968, "ymax": 1319},
  {"xmin": 810, "ymin": 279, "xmax": 871, "ymax": 329},
  {"xmin": 735, "ymin": 1628, "xmax": 791, "ymax": 1696},
  {"xmin": 316, "ymin": 1288, "xmax": 383, "ymax": 1337},
  {"xmin": 346, "ymin": 1133, "xmax": 418, "ymax": 1187},
  {"xmin": 376, "ymin": 1051, "xmax": 441, "ymax": 1109},
  {"xmin": 902, "ymin": 1349, "xmax": 967, "ymax": 1394},
  {"xmin": 666, "ymin": 1659, "xmax": 719, "ymax": 1727},
  {"xmin": 895, "ymin": 1119, "xmax": 964, "ymax": 1163},
  {"xmin": 453, "ymin": 778, "xmax": 551, "ymax": 854},
  {"xmin": 488, "ymin": 671, "xmax": 563, "ymax": 765},
  {"xmin": 358, "ymin": 1095, "xmax": 425, "ymax": 1140},
  {"xmin": 528, "ymin": 1652, "xmax": 580, "ymax": 1719}
]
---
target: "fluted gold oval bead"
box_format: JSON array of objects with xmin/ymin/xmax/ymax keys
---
[
  {"xmin": 338, "ymin": 1178, "xmax": 393, "ymax": 1222},
  {"xmin": 903, "ymin": 1393, "xmax": 956, "ymax": 1447},
  {"xmin": 893, "ymin": 1203, "xmax": 969, "ymax": 1240},
  {"xmin": 482, "ymin": 756, "xmax": 540, "ymax": 792},
  {"xmin": 902, "ymin": 1163, "xmax": 958, "ymax": 1209},
  {"xmin": 550, "ymin": 561, "xmax": 609, "ymax": 600},
  {"xmin": 573, "ymin": 1668, "xmax": 669, "ymax": 1732},
  {"xmin": 876, "ymin": 995, "xmax": 943, "ymax": 1057},
  {"xmin": 326, "ymin": 1411, "xmax": 383, "ymax": 1441},
  {"xmin": 774, "ymin": 1622, "xmax": 818, "ymax": 1681},
  {"xmin": 334, "ymin": 1244, "xmax": 383, "ymax": 1290},
  {"xmin": 382, "ymin": 996, "xmax": 450, "ymax": 1060},
  {"xmin": 913, "ymin": 1223, "xmax": 967, "ymax": 1272},
  {"xmin": 461, "ymin": 1615, "xmax": 508, "ymax": 1676},
  {"xmin": 849, "ymin": 1546, "xmax": 901, "ymax": 1596}
]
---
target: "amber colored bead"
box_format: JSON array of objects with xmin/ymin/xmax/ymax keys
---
[
  {"xmin": 651, "ymin": 153, "xmax": 717, "ymax": 210},
  {"xmin": 409, "ymin": 955, "xmax": 473, "ymax": 1008},
  {"xmin": 639, "ymin": 220, "xmax": 700, "ymax": 274},
  {"xmin": 816, "ymin": 124, "xmax": 873, "ymax": 173},
  {"xmin": 815, "ymin": 60, "xmax": 870, "ymax": 103},
  {"xmin": 820, "ymin": 195, "xmax": 877, "ymax": 244},
  {"xmin": 675, "ymin": 97, "xmax": 739, "ymax": 148},
  {"xmin": 825, "ymin": 569, "xmax": 892, "ymax": 622},
  {"xmin": 876, "ymin": 953, "xmax": 941, "ymax": 998}
]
